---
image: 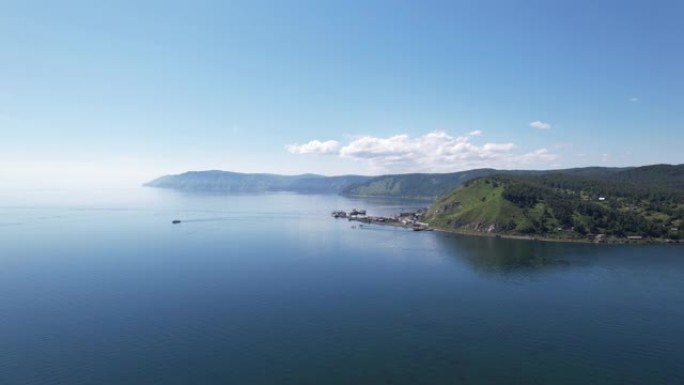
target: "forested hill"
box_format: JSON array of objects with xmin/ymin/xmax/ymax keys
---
[
  {"xmin": 341, "ymin": 167, "xmax": 635, "ymax": 199},
  {"xmin": 426, "ymin": 166, "xmax": 684, "ymax": 242},
  {"xmin": 341, "ymin": 169, "xmax": 505, "ymax": 200},
  {"xmin": 343, "ymin": 164, "xmax": 684, "ymax": 199},
  {"xmin": 598, "ymin": 164, "xmax": 684, "ymax": 190}
]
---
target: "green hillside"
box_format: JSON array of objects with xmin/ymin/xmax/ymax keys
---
[
  {"xmin": 341, "ymin": 167, "xmax": 634, "ymax": 199},
  {"xmin": 341, "ymin": 169, "xmax": 501, "ymax": 199},
  {"xmin": 601, "ymin": 164, "xmax": 684, "ymax": 190},
  {"xmin": 426, "ymin": 173, "xmax": 684, "ymax": 242}
]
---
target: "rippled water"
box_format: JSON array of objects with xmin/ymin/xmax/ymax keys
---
[{"xmin": 1, "ymin": 188, "xmax": 683, "ymax": 384}]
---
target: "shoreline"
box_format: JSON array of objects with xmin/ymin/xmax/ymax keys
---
[
  {"xmin": 348, "ymin": 218, "xmax": 680, "ymax": 245},
  {"xmin": 332, "ymin": 210, "xmax": 682, "ymax": 245},
  {"xmin": 428, "ymin": 225, "xmax": 683, "ymax": 245}
]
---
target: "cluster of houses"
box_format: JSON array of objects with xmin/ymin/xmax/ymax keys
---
[{"xmin": 331, "ymin": 208, "xmax": 433, "ymax": 231}]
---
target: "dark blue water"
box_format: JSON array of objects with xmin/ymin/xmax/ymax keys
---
[{"xmin": 1, "ymin": 188, "xmax": 683, "ymax": 384}]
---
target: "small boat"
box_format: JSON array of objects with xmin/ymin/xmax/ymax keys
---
[{"xmin": 172, "ymin": 220, "xmax": 181, "ymax": 224}]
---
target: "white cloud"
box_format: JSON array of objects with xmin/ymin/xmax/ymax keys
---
[
  {"xmin": 516, "ymin": 148, "xmax": 559, "ymax": 164},
  {"xmin": 289, "ymin": 130, "xmax": 559, "ymax": 173},
  {"xmin": 286, "ymin": 140, "xmax": 340, "ymax": 155},
  {"xmin": 529, "ymin": 121, "xmax": 552, "ymax": 130},
  {"xmin": 482, "ymin": 143, "xmax": 516, "ymax": 152},
  {"xmin": 629, "ymin": 97, "xmax": 639, "ymax": 102}
]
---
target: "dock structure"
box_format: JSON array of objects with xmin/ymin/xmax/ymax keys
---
[
  {"xmin": 332, "ymin": 208, "xmax": 432, "ymax": 231},
  {"xmin": 350, "ymin": 208, "xmax": 366, "ymax": 216}
]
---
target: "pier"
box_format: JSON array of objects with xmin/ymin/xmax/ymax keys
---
[{"xmin": 331, "ymin": 208, "xmax": 433, "ymax": 231}]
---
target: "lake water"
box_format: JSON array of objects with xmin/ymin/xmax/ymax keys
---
[{"xmin": 1, "ymin": 188, "xmax": 683, "ymax": 384}]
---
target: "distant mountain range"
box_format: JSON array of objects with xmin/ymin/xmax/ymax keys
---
[
  {"xmin": 145, "ymin": 164, "xmax": 683, "ymax": 200},
  {"xmin": 144, "ymin": 166, "xmax": 627, "ymax": 198},
  {"xmin": 339, "ymin": 167, "xmax": 631, "ymax": 199},
  {"xmin": 144, "ymin": 170, "xmax": 373, "ymax": 194}
]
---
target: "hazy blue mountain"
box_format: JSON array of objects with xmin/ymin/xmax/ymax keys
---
[
  {"xmin": 289, "ymin": 175, "xmax": 375, "ymax": 193},
  {"xmin": 144, "ymin": 170, "xmax": 373, "ymax": 193}
]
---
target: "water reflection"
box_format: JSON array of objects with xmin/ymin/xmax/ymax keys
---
[{"xmin": 434, "ymin": 233, "xmax": 600, "ymax": 275}]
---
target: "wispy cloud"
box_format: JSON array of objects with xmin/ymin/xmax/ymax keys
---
[
  {"xmin": 288, "ymin": 131, "xmax": 559, "ymax": 173},
  {"xmin": 628, "ymin": 97, "xmax": 639, "ymax": 102},
  {"xmin": 286, "ymin": 139, "xmax": 340, "ymax": 155},
  {"xmin": 529, "ymin": 121, "xmax": 552, "ymax": 130}
]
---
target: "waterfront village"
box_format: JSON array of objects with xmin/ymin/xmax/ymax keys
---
[{"xmin": 331, "ymin": 208, "xmax": 434, "ymax": 231}]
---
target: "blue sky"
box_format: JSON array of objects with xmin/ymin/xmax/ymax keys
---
[{"xmin": 1, "ymin": 0, "xmax": 682, "ymax": 187}]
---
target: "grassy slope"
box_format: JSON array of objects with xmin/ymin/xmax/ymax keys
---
[
  {"xmin": 426, "ymin": 176, "xmax": 684, "ymax": 241},
  {"xmin": 428, "ymin": 179, "xmax": 522, "ymax": 232}
]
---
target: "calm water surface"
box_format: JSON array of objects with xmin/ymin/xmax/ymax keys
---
[{"xmin": 1, "ymin": 188, "xmax": 683, "ymax": 384}]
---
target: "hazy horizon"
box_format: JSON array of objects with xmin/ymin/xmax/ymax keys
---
[
  {"xmin": 2, "ymin": 1, "xmax": 683, "ymax": 189},
  {"xmin": 7, "ymin": 162, "xmax": 683, "ymax": 191}
]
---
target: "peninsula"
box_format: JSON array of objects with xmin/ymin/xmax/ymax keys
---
[{"xmin": 426, "ymin": 165, "xmax": 684, "ymax": 243}]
